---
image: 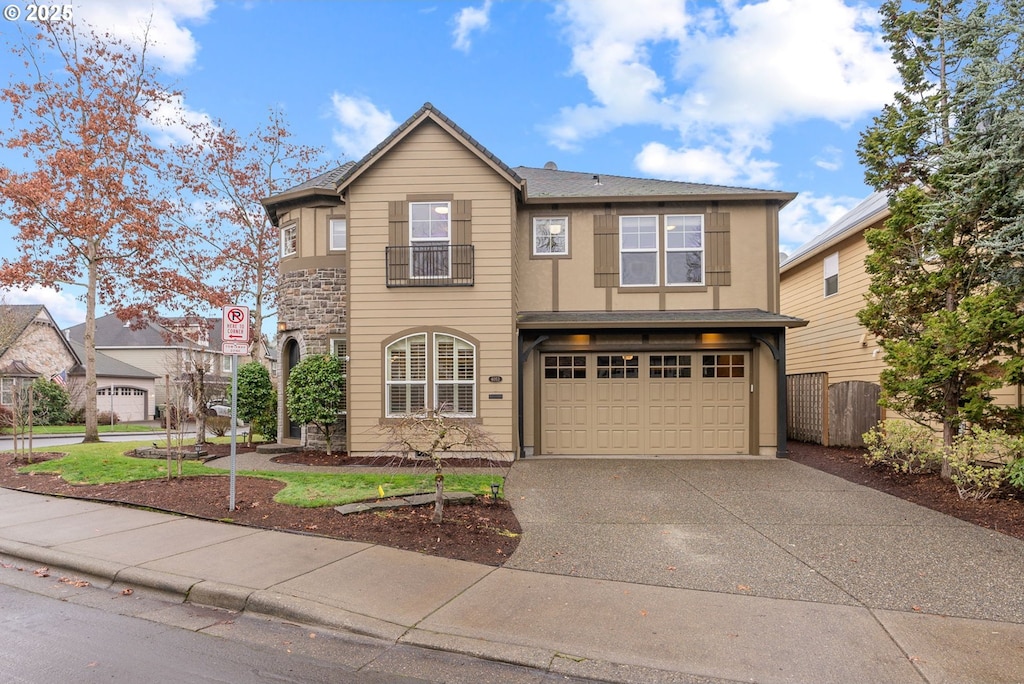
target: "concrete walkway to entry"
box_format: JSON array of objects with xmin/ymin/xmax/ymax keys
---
[{"xmin": 2, "ymin": 455, "xmax": 1023, "ymax": 683}]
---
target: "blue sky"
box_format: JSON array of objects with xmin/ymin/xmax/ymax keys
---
[{"xmin": 0, "ymin": 0, "xmax": 899, "ymax": 330}]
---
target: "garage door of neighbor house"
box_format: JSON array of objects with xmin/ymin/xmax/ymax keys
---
[
  {"xmin": 541, "ymin": 352, "xmax": 749, "ymax": 455},
  {"xmin": 97, "ymin": 386, "xmax": 148, "ymax": 422}
]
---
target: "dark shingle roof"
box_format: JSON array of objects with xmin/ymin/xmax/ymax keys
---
[
  {"xmin": 517, "ymin": 309, "xmax": 807, "ymax": 329},
  {"xmin": 280, "ymin": 162, "xmax": 356, "ymax": 194},
  {"xmin": 66, "ymin": 340, "xmax": 157, "ymax": 379},
  {"xmin": 66, "ymin": 313, "xmax": 223, "ymax": 349},
  {"xmin": 516, "ymin": 166, "xmax": 796, "ymax": 203}
]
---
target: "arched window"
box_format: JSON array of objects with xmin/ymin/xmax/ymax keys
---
[{"xmin": 385, "ymin": 332, "xmax": 476, "ymax": 417}]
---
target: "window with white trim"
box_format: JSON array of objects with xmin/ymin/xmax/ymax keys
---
[
  {"xmin": 281, "ymin": 223, "xmax": 297, "ymax": 257},
  {"xmin": 620, "ymin": 216, "xmax": 658, "ymax": 286},
  {"xmin": 385, "ymin": 332, "xmax": 476, "ymax": 417},
  {"xmin": 221, "ymin": 354, "xmax": 232, "ymax": 373},
  {"xmin": 410, "ymin": 201, "xmax": 450, "ymax": 278},
  {"xmin": 665, "ymin": 214, "xmax": 704, "ymax": 285},
  {"xmin": 0, "ymin": 377, "xmax": 14, "ymax": 406},
  {"xmin": 434, "ymin": 334, "xmax": 476, "ymax": 416},
  {"xmin": 824, "ymin": 252, "xmax": 839, "ymax": 297},
  {"xmin": 533, "ymin": 216, "xmax": 568, "ymax": 256},
  {"xmin": 329, "ymin": 218, "xmax": 347, "ymax": 251}
]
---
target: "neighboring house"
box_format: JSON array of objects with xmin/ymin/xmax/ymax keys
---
[
  {"xmin": 0, "ymin": 304, "xmax": 156, "ymax": 421},
  {"xmin": 263, "ymin": 103, "xmax": 806, "ymax": 459},
  {"xmin": 0, "ymin": 304, "xmax": 78, "ymax": 408},
  {"xmin": 779, "ymin": 192, "xmax": 1023, "ymax": 443},
  {"xmin": 66, "ymin": 313, "xmax": 234, "ymax": 418}
]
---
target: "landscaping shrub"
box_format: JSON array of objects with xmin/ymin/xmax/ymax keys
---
[
  {"xmin": 96, "ymin": 411, "xmax": 120, "ymax": 425},
  {"xmin": 862, "ymin": 420, "xmax": 942, "ymax": 474},
  {"xmin": 1009, "ymin": 459, "xmax": 1024, "ymax": 493},
  {"xmin": 0, "ymin": 405, "xmax": 12, "ymax": 434},
  {"xmin": 948, "ymin": 428, "xmax": 1023, "ymax": 500},
  {"xmin": 206, "ymin": 415, "xmax": 230, "ymax": 437},
  {"xmin": 30, "ymin": 378, "xmax": 71, "ymax": 425}
]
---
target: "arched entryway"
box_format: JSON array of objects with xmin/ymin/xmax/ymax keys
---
[{"xmin": 282, "ymin": 338, "xmax": 302, "ymax": 440}]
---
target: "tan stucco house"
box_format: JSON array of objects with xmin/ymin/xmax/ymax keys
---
[{"xmin": 264, "ymin": 103, "xmax": 806, "ymax": 459}]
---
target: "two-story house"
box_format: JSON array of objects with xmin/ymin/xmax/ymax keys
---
[{"xmin": 264, "ymin": 103, "xmax": 805, "ymax": 459}]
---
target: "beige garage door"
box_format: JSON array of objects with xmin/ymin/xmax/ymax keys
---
[{"xmin": 541, "ymin": 352, "xmax": 749, "ymax": 455}]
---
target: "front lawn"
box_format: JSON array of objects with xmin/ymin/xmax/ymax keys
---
[
  {"xmin": 16, "ymin": 439, "xmax": 505, "ymax": 507},
  {"xmin": 8, "ymin": 423, "xmax": 157, "ymax": 435}
]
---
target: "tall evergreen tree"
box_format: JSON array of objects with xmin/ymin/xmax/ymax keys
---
[{"xmin": 857, "ymin": 0, "xmax": 1024, "ymax": 477}]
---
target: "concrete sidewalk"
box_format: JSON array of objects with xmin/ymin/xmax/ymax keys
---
[{"xmin": 2, "ymin": 458, "xmax": 1023, "ymax": 683}]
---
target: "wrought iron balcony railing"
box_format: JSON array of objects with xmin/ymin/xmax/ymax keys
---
[{"xmin": 385, "ymin": 244, "xmax": 474, "ymax": 287}]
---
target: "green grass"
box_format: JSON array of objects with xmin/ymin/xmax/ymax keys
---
[
  {"xmin": 11, "ymin": 423, "xmax": 157, "ymax": 435},
  {"xmin": 17, "ymin": 439, "xmax": 506, "ymax": 508}
]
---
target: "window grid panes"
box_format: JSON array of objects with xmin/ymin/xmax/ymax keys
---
[
  {"xmin": 410, "ymin": 202, "xmax": 451, "ymax": 279},
  {"xmin": 1, "ymin": 377, "xmax": 14, "ymax": 405},
  {"xmin": 386, "ymin": 334, "xmax": 427, "ymax": 415},
  {"xmin": 649, "ymin": 354, "xmax": 692, "ymax": 379},
  {"xmin": 330, "ymin": 218, "xmax": 347, "ymax": 251},
  {"xmin": 331, "ymin": 339, "xmax": 348, "ymax": 413},
  {"xmin": 596, "ymin": 355, "xmax": 639, "ymax": 379},
  {"xmin": 280, "ymin": 223, "xmax": 297, "ymax": 257},
  {"xmin": 544, "ymin": 355, "xmax": 586, "ymax": 379},
  {"xmin": 620, "ymin": 216, "xmax": 659, "ymax": 286},
  {"xmin": 533, "ymin": 217, "xmax": 568, "ymax": 256},
  {"xmin": 435, "ymin": 334, "xmax": 475, "ymax": 416},
  {"xmin": 701, "ymin": 354, "xmax": 745, "ymax": 378},
  {"xmin": 665, "ymin": 214, "xmax": 704, "ymax": 285}
]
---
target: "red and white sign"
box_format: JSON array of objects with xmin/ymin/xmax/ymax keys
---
[
  {"xmin": 221, "ymin": 341, "xmax": 249, "ymax": 356},
  {"xmin": 222, "ymin": 305, "xmax": 249, "ymax": 342}
]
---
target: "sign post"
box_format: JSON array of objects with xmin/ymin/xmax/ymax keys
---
[{"xmin": 221, "ymin": 305, "xmax": 249, "ymax": 512}]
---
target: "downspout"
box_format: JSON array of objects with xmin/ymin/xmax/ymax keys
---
[
  {"xmin": 517, "ymin": 332, "xmax": 549, "ymax": 459},
  {"xmin": 752, "ymin": 330, "xmax": 788, "ymax": 458}
]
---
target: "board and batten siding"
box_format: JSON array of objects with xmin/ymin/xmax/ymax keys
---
[
  {"xmin": 780, "ymin": 231, "xmax": 885, "ymax": 385},
  {"xmin": 346, "ymin": 120, "xmax": 516, "ymax": 456}
]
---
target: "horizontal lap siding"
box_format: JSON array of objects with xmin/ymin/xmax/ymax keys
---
[
  {"xmin": 347, "ymin": 121, "xmax": 515, "ymax": 455},
  {"xmin": 781, "ymin": 233, "xmax": 885, "ymax": 384}
]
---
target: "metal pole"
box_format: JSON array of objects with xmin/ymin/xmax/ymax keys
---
[{"xmin": 229, "ymin": 353, "xmax": 238, "ymax": 511}]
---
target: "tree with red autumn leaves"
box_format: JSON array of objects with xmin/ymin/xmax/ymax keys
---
[
  {"xmin": 167, "ymin": 109, "xmax": 329, "ymax": 360},
  {"xmin": 0, "ymin": 22, "xmax": 216, "ymax": 442}
]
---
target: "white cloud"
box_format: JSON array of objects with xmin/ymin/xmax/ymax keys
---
[
  {"xmin": 548, "ymin": 0, "xmax": 899, "ymax": 185},
  {"xmin": 452, "ymin": 0, "xmax": 493, "ymax": 52},
  {"xmin": 635, "ymin": 141, "xmax": 778, "ymax": 187},
  {"xmin": 76, "ymin": 0, "xmax": 215, "ymax": 74},
  {"xmin": 1, "ymin": 285, "xmax": 85, "ymax": 329},
  {"xmin": 814, "ymin": 145, "xmax": 844, "ymax": 172},
  {"xmin": 144, "ymin": 93, "xmax": 216, "ymax": 147},
  {"xmin": 778, "ymin": 191, "xmax": 861, "ymax": 254},
  {"xmin": 330, "ymin": 94, "xmax": 398, "ymax": 159}
]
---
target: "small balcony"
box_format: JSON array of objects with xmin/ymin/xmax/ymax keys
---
[{"xmin": 385, "ymin": 244, "xmax": 474, "ymax": 287}]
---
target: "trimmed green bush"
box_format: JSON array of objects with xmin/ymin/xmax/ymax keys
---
[{"xmin": 862, "ymin": 420, "xmax": 942, "ymax": 474}]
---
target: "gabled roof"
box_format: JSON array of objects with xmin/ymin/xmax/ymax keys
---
[
  {"xmin": 66, "ymin": 313, "xmax": 225, "ymax": 349},
  {"xmin": 516, "ymin": 166, "xmax": 797, "ymax": 206},
  {"xmin": 66, "ymin": 340, "xmax": 158, "ymax": 379},
  {"xmin": 333, "ymin": 102, "xmax": 524, "ymax": 195},
  {"xmin": 0, "ymin": 304, "xmax": 80, "ymax": 365},
  {"xmin": 781, "ymin": 191, "xmax": 889, "ymax": 273},
  {"xmin": 260, "ymin": 162, "xmax": 355, "ymax": 221}
]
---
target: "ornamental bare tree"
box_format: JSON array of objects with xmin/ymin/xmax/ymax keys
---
[{"xmin": 0, "ymin": 22, "xmax": 212, "ymax": 442}]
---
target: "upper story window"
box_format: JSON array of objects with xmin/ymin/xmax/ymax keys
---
[
  {"xmin": 221, "ymin": 354, "xmax": 232, "ymax": 373},
  {"xmin": 665, "ymin": 215, "xmax": 704, "ymax": 285},
  {"xmin": 410, "ymin": 201, "xmax": 450, "ymax": 279},
  {"xmin": 533, "ymin": 217, "xmax": 569, "ymax": 256},
  {"xmin": 824, "ymin": 251, "xmax": 839, "ymax": 297},
  {"xmin": 329, "ymin": 218, "xmax": 347, "ymax": 251},
  {"xmin": 620, "ymin": 216, "xmax": 659, "ymax": 286},
  {"xmin": 280, "ymin": 223, "xmax": 297, "ymax": 258}
]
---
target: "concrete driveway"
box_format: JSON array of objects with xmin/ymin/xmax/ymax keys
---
[{"xmin": 503, "ymin": 457, "xmax": 1024, "ymax": 624}]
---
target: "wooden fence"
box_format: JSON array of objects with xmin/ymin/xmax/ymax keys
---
[{"xmin": 787, "ymin": 373, "xmax": 883, "ymax": 447}]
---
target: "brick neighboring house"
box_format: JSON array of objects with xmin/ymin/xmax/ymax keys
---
[
  {"xmin": 264, "ymin": 103, "xmax": 806, "ymax": 459},
  {"xmin": 0, "ymin": 304, "xmax": 156, "ymax": 421},
  {"xmin": 65, "ymin": 313, "xmax": 234, "ymax": 418}
]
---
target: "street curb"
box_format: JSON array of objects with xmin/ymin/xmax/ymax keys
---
[
  {"xmin": 244, "ymin": 590, "xmax": 408, "ymax": 642},
  {"xmin": 0, "ymin": 540, "xmax": 123, "ymax": 587}
]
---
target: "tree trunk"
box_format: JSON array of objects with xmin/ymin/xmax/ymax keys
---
[
  {"xmin": 432, "ymin": 471, "xmax": 444, "ymax": 524},
  {"xmin": 83, "ymin": 248, "xmax": 99, "ymax": 443}
]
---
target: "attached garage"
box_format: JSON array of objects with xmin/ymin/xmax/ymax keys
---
[
  {"xmin": 97, "ymin": 385, "xmax": 150, "ymax": 422},
  {"xmin": 540, "ymin": 352, "xmax": 749, "ymax": 455}
]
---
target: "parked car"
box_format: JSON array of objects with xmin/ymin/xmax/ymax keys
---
[{"xmin": 207, "ymin": 404, "xmax": 244, "ymax": 426}]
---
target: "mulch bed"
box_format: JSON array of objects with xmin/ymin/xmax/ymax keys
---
[
  {"xmin": 0, "ymin": 444, "xmax": 521, "ymax": 566},
  {"xmin": 787, "ymin": 440, "xmax": 1024, "ymax": 540}
]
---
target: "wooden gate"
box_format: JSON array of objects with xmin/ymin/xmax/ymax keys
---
[
  {"xmin": 828, "ymin": 381, "xmax": 881, "ymax": 447},
  {"xmin": 787, "ymin": 372, "xmax": 828, "ymax": 445}
]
